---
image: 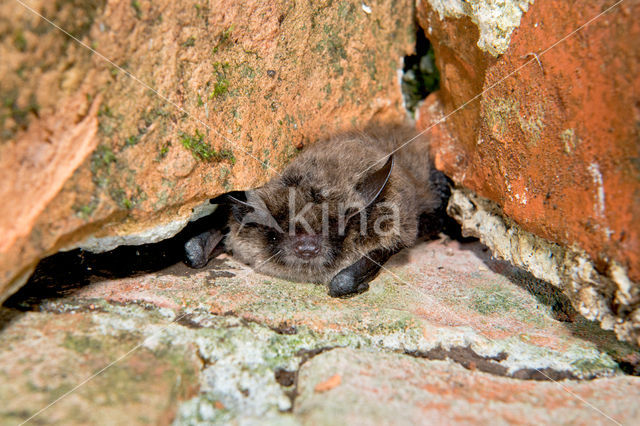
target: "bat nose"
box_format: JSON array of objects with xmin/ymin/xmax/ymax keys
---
[{"xmin": 293, "ymin": 235, "xmax": 321, "ymax": 259}]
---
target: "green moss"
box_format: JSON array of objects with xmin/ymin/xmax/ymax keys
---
[
  {"xmin": 470, "ymin": 284, "xmax": 518, "ymax": 315},
  {"xmin": 90, "ymin": 144, "xmax": 117, "ymax": 188},
  {"xmin": 219, "ymin": 166, "xmax": 232, "ymax": 190},
  {"xmin": 212, "ymin": 25, "xmax": 234, "ymax": 54},
  {"xmin": 121, "ymin": 196, "xmax": 133, "ymax": 209},
  {"xmin": 180, "ymin": 130, "xmax": 235, "ymax": 163},
  {"xmin": 364, "ymin": 51, "xmax": 378, "ymax": 81},
  {"xmin": 109, "ymin": 185, "xmax": 146, "ymax": 210},
  {"xmin": 194, "ymin": 3, "xmax": 209, "ymax": 20},
  {"xmin": 153, "ymin": 190, "xmax": 170, "ymax": 209},
  {"xmin": 240, "ymin": 63, "xmax": 255, "ymax": 79},
  {"xmin": 260, "ymin": 158, "xmax": 270, "ymax": 170},
  {"xmin": 571, "ymin": 356, "xmax": 618, "ymax": 376},
  {"xmin": 212, "ymin": 61, "xmax": 230, "ymax": 72},
  {"xmin": 220, "ymin": 25, "xmax": 234, "ymax": 43},
  {"xmin": 142, "ymin": 107, "xmax": 170, "ymax": 126},
  {"xmin": 323, "ymin": 83, "xmax": 332, "ymax": 98},
  {"xmin": 156, "ymin": 141, "xmax": 171, "ymax": 161},
  {"xmin": 337, "ymin": 1, "xmax": 356, "ymax": 22},
  {"xmin": 13, "ymin": 30, "xmax": 27, "ymax": 52},
  {"xmin": 209, "ymin": 78, "xmax": 229, "ymax": 98},
  {"xmin": 92, "ymin": 145, "xmax": 116, "ymax": 167},
  {"xmin": 125, "ymin": 134, "xmax": 140, "ymax": 146},
  {"xmin": 181, "ymin": 36, "xmax": 196, "ymax": 47},
  {"xmin": 130, "ymin": 0, "xmax": 142, "ymax": 18},
  {"xmin": 53, "ymin": 0, "xmax": 106, "ymax": 38},
  {"xmin": 342, "ymin": 78, "xmax": 355, "ymax": 92},
  {"xmin": 316, "ymin": 24, "xmax": 347, "ymax": 67},
  {"xmin": 73, "ymin": 199, "xmax": 98, "ymax": 220},
  {"xmin": 283, "ymin": 114, "xmax": 296, "ymax": 127},
  {"xmin": 1, "ymin": 90, "xmax": 39, "ymax": 132},
  {"xmin": 97, "ymin": 104, "xmax": 121, "ymax": 136},
  {"xmin": 98, "ymin": 104, "xmax": 114, "ymax": 118},
  {"xmin": 63, "ymin": 333, "xmax": 103, "ymax": 354},
  {"xmin": 484, "ymin": 97, "xmax": 519, "ymax": 139}
]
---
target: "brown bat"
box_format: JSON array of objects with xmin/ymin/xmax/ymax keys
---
[{"xmin": 184, "ymin": 125, "xmax": 453, "ymax": 297}]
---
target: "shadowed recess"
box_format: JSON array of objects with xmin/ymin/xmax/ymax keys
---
[{"xmin": 3, "ymin": 205, "xmax": 231, "ymax": 311}]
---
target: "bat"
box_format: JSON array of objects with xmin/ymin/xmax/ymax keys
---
[{"xmin": 184, "ymin": 124, "xmax": 454, "ymax": 297}]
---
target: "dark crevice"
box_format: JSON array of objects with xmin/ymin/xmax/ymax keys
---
[
  {"xmin": 401, "ymin": 25, "xmax": 440, "ymax": 116},
  {"xmin": 295, "ymin": 346, "xmax": 337, "ymax": 364},
  {"xmin": 510, "ymin": 367, "xmax": 578, "ymax": 381},
  {"xmin": 274, "ymin": 368, "xmax": 296, "ymax": 387},
  {"xmin": 2, "ymin": 205, "xmax": 231, "ymax": 312},
  {"xmin": 277, "ymin": 346, "xmax": 340, "ymax": 413},
  {"xmin": 194, "ymin": 345, "xmax": 213, "ymax": 370},
  {"xmin": 619, "ymin": 360, "xmax": 640, "ymax": 376},
  {"xmin": 175, "ymin": 314, "xmax": 205, "ymax": 329},
  {"xmin": 270, "ymin": 321, "xmax": 298, "ymax": 335},
  {"xmin": 213, "ymin": 310, "xmax": 299, "ymax": 336},
  {"xmin": 0, "ymin": 307, "xmax": 23, "ymax": 334},
  {"xmin": 405, "ymin": 345, "xmax": 581, "ymax": 381},
  {"xmin": 502, "ymin": 267, "xmax": 578, "ymax": 323}
]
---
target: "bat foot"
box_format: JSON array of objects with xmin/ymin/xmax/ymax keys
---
[
  {"xmin": 184, "ymin": 230, "xmax": 224, "ymax": 268},
  {"xmin": 184, "ymin": 235, "xmax": 209, "ymax": 268},
  {"xmin": 328, "ymin": 272, "xmax": 369, "ymax": 298}
]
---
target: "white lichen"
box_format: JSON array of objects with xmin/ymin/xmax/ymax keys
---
[
  {"xmin": 427, "ymin": 0, "xmax": 535, "ymax": 56},
  {"xmin": 588, "ymin": 162, "xmax": 606, "ymax": 219}
]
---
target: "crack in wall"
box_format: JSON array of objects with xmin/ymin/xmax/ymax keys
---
[
  {"xmin": 276, "ymin": 346, "xmax": 340, "ymax": 413},
  {"xmin": 405, "ymin": 345, "xmax": 580, "ymax": 381}
]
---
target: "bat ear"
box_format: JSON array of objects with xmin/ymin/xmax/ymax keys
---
[
  {"xmin": 356, "ymin": 155, "xmax": 394, "ymax": 209},
  {"xmin": 210, "ymin": 190, "xmax": 254, "ymax": 223},
  {"xmin": 210, "ymin": 190, "xmax": 249, "ymax": 205},
  {"xmin": 210, "ymin": 190, "xmax": 283, "ymax": 232}
]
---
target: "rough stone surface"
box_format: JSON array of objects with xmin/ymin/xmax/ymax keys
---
[
  {"xmin": 0, "ymin": 0, "xmax": 414, "ymax": 300},
  {"xmin": 0, "ymin": 308, "xmax": 201, "ymax": 424},
  {"xmin": 1, "ymin": 237, "xmax": 638, "ymax": 424},
  {"xmin": 295, "ymin": 348, "xmax": 640, "ymax": 425},
  {"xmin": 448, "ymin": 187, "xmax": 640, "ymax": 346},
  {"xmin": 416, "ymin": 1, "xmax": 640, "ymax": 289}
]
